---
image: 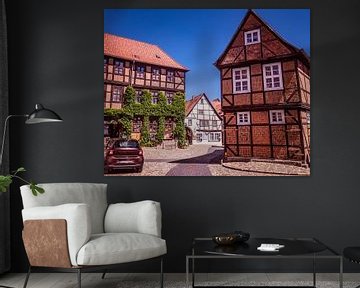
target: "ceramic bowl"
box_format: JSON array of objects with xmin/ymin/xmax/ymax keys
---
[{"xmin": 212, "ymin": 234, "xmax": 238, "ymax": 245}]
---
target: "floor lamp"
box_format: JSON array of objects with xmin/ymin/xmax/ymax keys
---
[
  {"xmin": 0, "ymin": 104, "xmax": 63, "ymax": 167},
  {"xmin": 0, "ymin": 104, "xmax": 62, "ymax": 288}
]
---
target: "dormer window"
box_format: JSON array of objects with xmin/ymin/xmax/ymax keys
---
[{"xmin": 244, "ymin": 29, "xmax": 260, "ymax": 45}]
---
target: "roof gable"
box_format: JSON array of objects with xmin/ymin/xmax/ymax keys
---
[
  {"xmin": 185, "ymin": 95, "xmax": 202, "ymax": 117},
  {"xmin": 211, "ymin": 98, "xmax": 223, "ymax": 117},
  {"xmin": 104, "ymin": 33, "xmax": 188, "ymax": 71},
  {"xmin": 185, "ymin": 93, "xmax": 221, "ymax": 120},
  {"xmin": 215, "ymin": 10, "xmax": 309, "ymax": 67}
]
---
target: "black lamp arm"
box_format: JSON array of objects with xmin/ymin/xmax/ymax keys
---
[{"xmin": 0, "ymin": 114, "xmax": 28, "ymax": 168}]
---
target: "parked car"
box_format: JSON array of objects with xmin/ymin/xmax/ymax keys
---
[{"xmin": 104, "ymin": 139, "xmax": 144, "ymax": 173}]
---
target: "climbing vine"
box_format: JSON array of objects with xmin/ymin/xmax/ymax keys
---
[
  {"xmin": 140, "ymin": 116, "xmax": 151, "ymax": 146},
  {"xmin": 156, "ymin": 116, "xmax": 165, "ymax": 144},
  {"xmin": 172, "ymin": 92, "xmax": 186, "ymax": 148},
  {"xmin": 104, "ymin": 86, "xmax": 186, "ymax": 148}
]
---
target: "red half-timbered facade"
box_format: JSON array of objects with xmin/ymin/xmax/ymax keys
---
[
  {"xmin": 104, "ymin": 33, "xmax": 188, "ymax": 140},
  {"xmin": 215, "ymin": 10, "xmax": 310, "ymax": 166}
]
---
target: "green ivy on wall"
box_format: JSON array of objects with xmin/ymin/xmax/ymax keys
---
[{"xmin": 104, "ymin": 86, "xmax": 186, "ymax": 148}]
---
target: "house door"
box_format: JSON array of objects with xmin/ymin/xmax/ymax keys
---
[{"xmin": 185, "ymin": 127, "xmax": 193, "ymax": 145}]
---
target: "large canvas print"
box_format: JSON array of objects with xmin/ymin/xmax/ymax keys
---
[{"xmin": 104, "ymin": 9, "xmax": 310, "ymax": 176}]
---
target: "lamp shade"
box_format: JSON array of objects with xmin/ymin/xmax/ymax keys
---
[{"xmin": 25, "ymin": 104, "xmax": 63, "ymax": 124}]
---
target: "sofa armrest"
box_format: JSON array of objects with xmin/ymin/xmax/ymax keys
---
[
  {"xmin": 104, "ymin": 200, "xmax": 162, "ymax": 237},
  {"xmin": 22, "ymin": 203, "xmax": 91, "ymax": 266}
]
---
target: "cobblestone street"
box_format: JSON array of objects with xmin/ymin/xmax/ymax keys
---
[{"xmin": 106, "ymin": 144, "xmax": 309, "ymax": 176}]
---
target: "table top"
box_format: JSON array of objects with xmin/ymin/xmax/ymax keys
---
[{"xmin": 190, "ymin": 237, "xmax": 340, "ymax": 258}]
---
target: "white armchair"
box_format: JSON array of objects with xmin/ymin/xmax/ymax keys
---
[{"xmin": 20, "ymin": 183, "xmax": 166, "ymax": 288}]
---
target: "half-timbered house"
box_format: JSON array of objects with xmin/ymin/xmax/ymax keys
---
[
  {"xmin": 215, "ymin": 10, "xmax": 310, "ymax": 166},
  {"xmin": 104, "ymin": 33, "xmax": 188, "ymax": 141},
  {"xmin": 185, "ymin": 93, "xmax": 222, "ymax": 145}
]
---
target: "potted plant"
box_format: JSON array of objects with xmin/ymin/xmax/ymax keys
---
[{"xmin": 0, "ymin": 167, "xmax": 44, "ymax": 196}]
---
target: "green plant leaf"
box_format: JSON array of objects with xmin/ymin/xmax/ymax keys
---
[
  {"xmin": 30, "ymin": 182, "xmax": 44, "ymax": 196},
  {"xmin": 15, "ymin": 167, "xmax": 26, "ymax": 173},
  {"xmin": 35, "ymin": 185, "xmax": 45, "ymax": 194},
  {"xmin": 0, "ymin": 175, "xmax": 13, "ymax": 192}
]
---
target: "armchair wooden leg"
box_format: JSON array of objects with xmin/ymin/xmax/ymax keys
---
[
  {"xmin": 77, "ymin": 268, "xmax": 81, "ymax": 288},
  {"xmin": 22, "ymin": 266, "xmax": 31, "ymax": 288},
  {"xmin": 160, "ymin": 257, "xmax": 164, "ymax": 288},
  {"xmin": 101, "ymin": 270, "xmax": 107, "ymax": 279}
]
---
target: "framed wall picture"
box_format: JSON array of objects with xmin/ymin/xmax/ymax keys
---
[{"xmin": 103, "ymin": 9, "xmax": 310, "ymax": 176}]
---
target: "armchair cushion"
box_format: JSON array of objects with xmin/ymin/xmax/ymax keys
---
[
  {"xmin": 20, "ymin": 183, "xmax": 108, "ymax": 234},
  {"xmin": 76, "ymin": 233, "xmax": 166, "ymax": 266},
  {"xmin": 22, "ymin": 203, "xmax": 91, "ymax": 266},
  {"xmin": 104, "ymin": 200, "xmax": 162, "ymax": 237}
]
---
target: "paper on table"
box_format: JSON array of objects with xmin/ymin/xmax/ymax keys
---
[{"xmin": 257, "ymin": 243, "xmax": 285, "ymax": 251}]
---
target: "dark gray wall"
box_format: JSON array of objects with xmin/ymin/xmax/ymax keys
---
[{"xmin": 5, "ymin": 0, "xmax": 360, "ymax": 273}]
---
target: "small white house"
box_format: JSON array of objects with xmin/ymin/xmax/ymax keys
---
[{"xmin": 185, "ymin": 93, "xmax": 222, "ymax": 145}]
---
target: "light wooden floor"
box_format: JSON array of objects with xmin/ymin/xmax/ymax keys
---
[{"xmin": 0, "ymin": 273, "xmax": 359, "ymax": 288}]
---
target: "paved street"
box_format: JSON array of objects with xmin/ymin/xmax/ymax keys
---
[
  {"xmin": 106, "ymin": 144, "xmax": 279, "ymax": 176},
  {"xmin": 105, "ymin": 144, "xmax": 310, "ymax": 176}
]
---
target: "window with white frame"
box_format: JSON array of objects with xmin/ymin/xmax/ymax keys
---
[
  {"xmin": 114, "ymin": 61, "xmax": 124, "ymax": 75},
  {"xmin": 135, "ymin": 90, "xmax": 142, "ymax": 103},
  {"xmin": 167, "ymin": 70, "xmax": 174, "ymax": 82},
  {"xmin": 263, "ymin": 62, "xmax": 283, "ymax": 91},
  {"xmin": 136, "ymin": 66, "xmax": 145, "ymax": 78},
  {"xmin": 212, "ymin": 120, "xmax": 217, "ymax": 127},
  {"xmin": 104, "ymin": 124, "xmax": 109, "ymax": 136},
  {"xmin": 237, "ymin": 111, "xmax": 251, "ymax": 125},
  {"xmin": 151, "ymin": 91, "xmax": 159, "ymax": 104},
  {"xmin": 199, "ymin": 120, "xmax": 209, "ymax": 127},
  {"xmin": 104, "ymin": 58, "xmax": 107, "ymax": 73},
  {"xmin": 244, "ymin": 29, "xmax": 260, "ymax": 45},
  {"xmin": 306, "ymin": 112, "xmax": 310, "ymax": 124},
  {"xmin": 209, "ymin": 132, "xmax": 221, "ymax": 142},
  {"xmin": 152, "ymin": 68, "xmax": 160, "ymax": 80},
  {"xmin": 166, "ymin": 92, "xmax": 173, "ymax": 104},
  {"xmin": 196, "ymin": 133, "xmax": 203, "ymax": 142},
  {"xmin": 198, "ymin": 109, "xmax": 204, "ymax": 115},
  {"xmin": 112, "ymin": 86, "xmax": 122, "ymax": 102},
  {"xmin": 270, "ymin": 110, "xmax": 285, "ymax": 124},
  {"xmin": 132, "ymin": 117, "xmax": 142, "ymax": 133},
  {"xmin": 233, "ymin": 67, "xmax": 250, "ymax": 93},
  {"xmin": 188, "ymin": 119, "xmax": 192, "ymax": 126}
]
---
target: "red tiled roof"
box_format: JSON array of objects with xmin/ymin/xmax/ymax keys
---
[
  {"xmin": 215, "ymin": 9, "xmax": 309, "ymax": 68},
  {"xmin": 104, "ymin": 33, "xmax": 188, "ymax": 71},
  {"xmin": 186, "ymin": 93, "xmax": 222, "ymax": 120},
  {"xmin": 211, "ymin": 98, "xmax": 223, "ymax": 118},
  {"xmin": 185, "ymin": 95, "xmax": 202, "ymax": 117}
]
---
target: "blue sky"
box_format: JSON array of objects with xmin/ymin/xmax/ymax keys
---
[{"xmin": 104, "ymin": 9, "xmax": 310, "ymax": 101}]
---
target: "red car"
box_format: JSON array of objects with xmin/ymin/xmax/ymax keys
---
[{"xmin": 104, "ymin": 139, "xmax": 144, "ymax": 173}]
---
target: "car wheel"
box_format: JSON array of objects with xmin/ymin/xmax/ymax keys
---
[{"xmin": 136, "ymin": 167, "xmax": 143, "ymax": 173}]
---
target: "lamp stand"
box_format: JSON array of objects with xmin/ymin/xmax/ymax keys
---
[{"xmin": 0, "ymin": 115, "xmax": 27, "ymax": 168}]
